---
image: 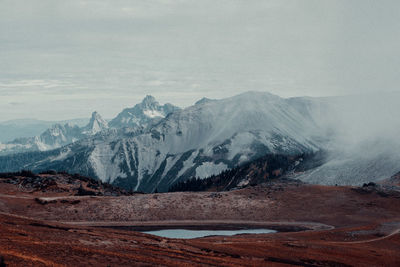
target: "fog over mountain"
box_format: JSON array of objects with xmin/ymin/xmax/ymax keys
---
[{"xmin": 295, "ymin": 92, "xmax": 400, "ymax": 185}]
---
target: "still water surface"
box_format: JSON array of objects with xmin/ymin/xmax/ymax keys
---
[{"xmin": 142, "ymin": 229, "xmax": 276, "ymax": 239}]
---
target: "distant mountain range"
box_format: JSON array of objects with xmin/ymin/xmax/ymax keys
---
[
  {"xmin": 0, "ymin": 91, "xmax": 399, "ymax": 192},
  {"xmin": 0, "ymin": 112, "xmax": 106, "ymax": 155},
  {"xmin": 0, "ymin": 118, "xmax": 88, "ymax": 143},
  {"xmin": 0, "ymin": 96, "xmax": 180, "ymax": 156}
]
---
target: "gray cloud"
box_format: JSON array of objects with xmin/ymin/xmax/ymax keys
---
[{"xmin": 1, "ymin": 0, "xmax": 400, "ymax": 120}]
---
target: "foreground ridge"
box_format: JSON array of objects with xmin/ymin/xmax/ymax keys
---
[{"xmin": 1, "ymin": 170, "xmax": 400, "ymax": 266}]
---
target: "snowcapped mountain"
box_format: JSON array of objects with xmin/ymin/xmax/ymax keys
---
[
  {"xmin": 0, "ymin": 118, "xmax": 88, "ymax": 143},
  {"xmin": 109, "ymin": 95, "xmax": 180, "ymax": 129},
  {"xmin": 0, "ymin": 112, "xmax": 109, "ymax": 155},
  {"xmin": 2, "ymin": 91, "xmax": 398, "ymax": 192},
  {"xmin": 0, "ymin": 123, "xmax": 83, "ymax": 155},
  {"xmin": 34, "ymin": 123, "xmax": 83, "ymax": 149},
  {"xmin": 0, "ymin": 95, "xmax": 176, "ymax": 156},
  {"xmin": 82, "ymin": 111, "xmax": 109, "ymax": 135},
  {"xmin": 0, "ymin": 92, "xmax": 325, "ymax": 192}
]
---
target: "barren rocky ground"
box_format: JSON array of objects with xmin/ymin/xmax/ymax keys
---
[{"xmin": 1, "ymin": 173, "xmax": 400, "ymax": 266}]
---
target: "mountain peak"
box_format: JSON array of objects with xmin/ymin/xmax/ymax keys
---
[
  {"xmin": 195, "ymin": 97, "xmax": 214, "ymax": 105},
  {"xmin": 236, "ymin": 91, "xmax": 279, "ymax": 99},
  {"xmin": 109, "ymin": 96, "xmax": 180, "ymax": 128},
  {"xmin": 141, "ymin": 95, "xmax": 158, "ymax": 106},
  {"xmin": 90, "ymin": 111, "xmax": 102, "ymax": 120},
  {"xmin": 84, "ymin": 111, "xmax": 108, "ymax": 135}
]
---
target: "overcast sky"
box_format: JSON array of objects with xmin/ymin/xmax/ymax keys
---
[{"xmin": 1, "ymin": 0, "xmax": 400, "ymax": 121}]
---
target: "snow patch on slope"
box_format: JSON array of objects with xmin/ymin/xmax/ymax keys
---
[
  {"xmin": 50, "ymin": 147, "xmax": 71, "ymax": 162},
  {"xmin": 196, "ymin": 162, "xmax": 228, "ymax": 179},
  {"xmin": 89, "ymin": 143, "xmax": 127, "ymax": 183},
  {"xmin": 143, "ymin": 109, "xmax": 165, "ymax": 118},
  {"xmin": 177, "ymin": 150, "xmax": 199, "ymax": 178}
]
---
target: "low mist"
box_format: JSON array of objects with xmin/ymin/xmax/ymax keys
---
[{"xmin": 298, "ymin": 91, "xmax": 400, "ymax": 185}]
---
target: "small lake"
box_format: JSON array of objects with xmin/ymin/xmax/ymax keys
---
[{"xmin": 142, "ymin": 229, "xmax": 277, "ymax": 239}]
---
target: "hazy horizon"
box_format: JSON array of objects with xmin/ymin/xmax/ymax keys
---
[
  {"xmin": 1, "ymin": 0, "xmax": 400, "ymax": 121},
  {"xmin": 2, "ymin": 90, "xmax": 400, "ymax": 123}
]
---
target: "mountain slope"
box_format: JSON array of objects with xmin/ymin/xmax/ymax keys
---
[
  {"xmin": 168, "ymin": 153, "xmax": 321, "ymax": 192},
  {"xmin": 92, "ymin": 92, "xmax": 325, "ymax": 192},
  {"xmin": 1, "ymin": 91, "xmax": 400, "ymax": 194},
  {"xmin": 0, "ymin": 92, "xmax": 324, "ymax": 192}
]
